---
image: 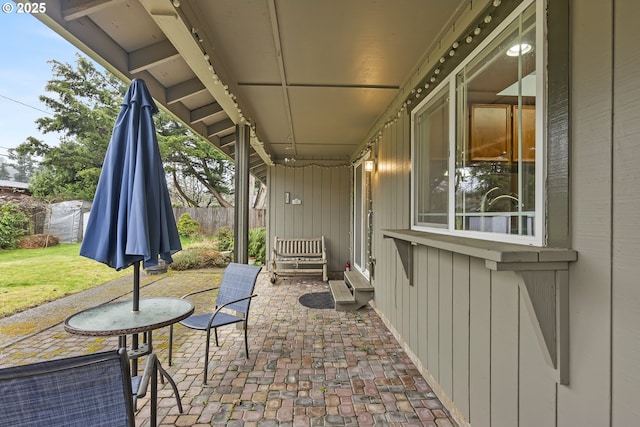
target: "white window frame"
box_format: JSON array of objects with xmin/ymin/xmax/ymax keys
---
[
  {"xmin": 411, "ymin": 0, "xmax": 545, "ymax": 246},
  {"xmin": 353, "ymin": 156, "xmax": 371, "ymax": 278}
]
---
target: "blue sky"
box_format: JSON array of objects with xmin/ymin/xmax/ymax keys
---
[{"xmin": 0, "ymin": 11, "xmax": 83, "ymax": 161}]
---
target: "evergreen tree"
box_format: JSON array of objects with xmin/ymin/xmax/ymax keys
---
[
  {"xmin": 0, "ymin": 161, "xmax": 9, "ymax": 180},
  {"xmin": 22, "ymin": 54, "xmax": 234, "ymax": 205}
]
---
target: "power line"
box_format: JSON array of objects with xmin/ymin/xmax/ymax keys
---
[{"xmin": 0, "ymin": 93, "xmax": 53, "ymax": 116}]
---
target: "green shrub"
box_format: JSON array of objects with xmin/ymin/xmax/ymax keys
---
[
  {"xmin": 216, "ymin": 226, "xmax": 234, "ymax": 251},
  {"xmin": 248, "ymin": 227, "xmax": 266, "ymax": 265},
  {"xmin": 0, "ymin": 203, "xmax": 28, "ymax": 249},
  {"xmin": 177, "ymin": 213, "xmax": 201, "ymax": 238},
  {"xmin": 168, "ymin": 249, "xmax": 200, "ymax": 271},
  {"xmin": 169, "ymin": 248, "xmax": 230, "ymax": 271}
]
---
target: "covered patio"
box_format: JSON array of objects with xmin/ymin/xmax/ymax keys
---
[
  {"xmin": 0, "ymin": 270, "xmax": 456, "ymax": 426},
  {"xmin": 18, "ymin": 1, "xmax": 640, "ymax": 426}
]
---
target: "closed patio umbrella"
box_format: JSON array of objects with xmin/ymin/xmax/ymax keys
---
[{"xmin": 80, "ymin": 78, "xmax": 181, "ymax": 311}]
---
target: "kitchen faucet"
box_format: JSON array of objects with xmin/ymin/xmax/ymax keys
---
[{"xmin": 480, "ymin": 186, "xmax": 523, "ymax": 212}]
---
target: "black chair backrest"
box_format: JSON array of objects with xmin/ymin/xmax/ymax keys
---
[{"xmin": 0, "ymin": 349, "xmax": 135, "ymax": 427}]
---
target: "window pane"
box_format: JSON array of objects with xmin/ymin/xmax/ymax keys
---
[
  {"xmin": 354, "ymin": 163, "xmax": 362, "ymax": 263},
  {"xmin": 455, "ymin": 3, "xmax": 536, "ymax": 236},
  {"xmin": 414, "ymin": 86, "xmax": 449, "ymax": 227}
]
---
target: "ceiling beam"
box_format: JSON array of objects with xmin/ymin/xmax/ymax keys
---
[
  {"xmin": 250, "ymin": 165, "xmax": 267, "ymax": 179},
  {"xmin": 138, "ymin": 0, "xmax": 272, "ymax": 166},
  {"xmin": 190, "ymin": 102, "xmax": 223, "ymax": 124},
  {"xmin": 237, "ymin": 82, "xmax": 400, "ymax": 90},
  {"xmin": 249, "ymin": 157, "xmax": 263, "ymax": 168},
  {"xmin": 267, "ymin": 0, "xmax": 297, "ymax": 157},
  {"xmin": 62, "ymin": 0, "xmax": 124, "ymax": 21},
  {"xmin": 128, "ymin": 39, "xmax": 180, "ymax": 74},
  {"xmin": 207, "ymin": 119, "xmax": 235, "ymax": 137},
  {"xmin": 35, "ymin": 1, "xmax": 192, "ymax": 133},
  {"xmin": 166, "ymin": 78, "xmax": 207, "ymax": 104},
  {"xmin": 139, "ymin": 0, "xmax": 239, "ymax": 119},
  {"xmin": 220, "ymin": 134, "xmax": 235, "ymax": 148}
]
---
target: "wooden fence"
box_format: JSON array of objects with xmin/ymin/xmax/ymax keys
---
[{"xmin": 173, "ymin": 207, "xmax": 266, "ymax": 235}]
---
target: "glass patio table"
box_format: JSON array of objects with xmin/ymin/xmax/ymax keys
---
[{"xmin": 64, "ymin": 297, "xmax": 194, "ymax": 413}]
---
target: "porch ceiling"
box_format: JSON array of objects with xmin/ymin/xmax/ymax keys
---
[{"xmin": 33, "ymin": 0, "xmax": 468, "ymax": 181}]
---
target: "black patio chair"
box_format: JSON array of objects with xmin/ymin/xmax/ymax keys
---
[
  {"xmin": 0, "ymin": 348, "xmax": 157, "ymax": 427},
  {"xmin": 168, "ymin": 262, "xmax": 261, "ymax": 384}
]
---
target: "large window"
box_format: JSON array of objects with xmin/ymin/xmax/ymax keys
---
[{"xmin": 412, "ymin": 0, "xmax": 543, "ymax": 245}]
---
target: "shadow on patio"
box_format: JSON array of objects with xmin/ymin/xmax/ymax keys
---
[{"xmin": 0, "ymin": 269, "xmax": 456, "ymax": 427}]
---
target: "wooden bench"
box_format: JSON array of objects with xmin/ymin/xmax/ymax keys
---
[{"xmin": 270, "ymin": 236, "xmax": 328, "ymax": 283}]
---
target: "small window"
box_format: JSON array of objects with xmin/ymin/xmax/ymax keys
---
[{"xmin": 412, "ymin": 0, "xmax": 542, "ymax": 244}]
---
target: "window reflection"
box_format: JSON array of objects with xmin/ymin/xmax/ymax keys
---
[{"xmin": 455, "ymin": 3, "xmax": 536, "ymax": 236}]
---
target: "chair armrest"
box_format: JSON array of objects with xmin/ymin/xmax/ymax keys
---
[
  {"xmin": 207, "ymin": 294, "xmax": 258, "ymax": 328},
  {"xmin": 134, "ymin": 353, "xmax": 157, "ymax": 399},
  {"xmin": 181, "ymin": 286, "xmax": 221, "ymax": 299}
]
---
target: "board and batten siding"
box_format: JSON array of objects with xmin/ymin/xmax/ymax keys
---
[
  {"xmin": 366, "ymin": 2, "xmax": 640, "ymax": 427},
  {"xmin": 267, "ymin": 164, "xmax": 351, "ymax": 274},
  {"xmin": 373, "ymin": 234, "xmax": 559, "ymax": 427},
  {"xmin": 609, "ymin": 0, "xmax": 640, "ymax": 425}
]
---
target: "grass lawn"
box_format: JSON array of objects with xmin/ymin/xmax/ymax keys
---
[{"xmin": 0, "ymin": 243, "xmax": 131, "ymax": 318}]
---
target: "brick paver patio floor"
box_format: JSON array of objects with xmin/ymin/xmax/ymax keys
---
[{"xmin": 0, "ymin": 269, "xmax": 456, "ymax": 427}]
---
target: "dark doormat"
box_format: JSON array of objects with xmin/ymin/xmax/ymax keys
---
[{"xmin": 298, "ymin": 292, "xmax": 335, "ymax": 309}]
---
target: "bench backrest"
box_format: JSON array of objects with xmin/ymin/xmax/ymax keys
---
[{"xmin": 274, "ymin": 237, "xmax": 324, "ymax": 257}]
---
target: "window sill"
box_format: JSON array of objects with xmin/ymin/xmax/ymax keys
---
[{"xmin": 381, "ymin": 228, "xmax": 576, "ymax": 271}]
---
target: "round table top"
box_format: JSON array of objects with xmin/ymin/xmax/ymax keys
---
[{"xmin": 64, "ymin": 297, "xmax": 195, "ymax": 337}]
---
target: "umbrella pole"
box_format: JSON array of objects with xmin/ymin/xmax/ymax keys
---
[
  {"xmin": 132, "ymin": 261, "xmax": 141, "ymax": 375},
  {"xmin": 133, "ymin": 261, "xmax": 140, "ymax": 312}
]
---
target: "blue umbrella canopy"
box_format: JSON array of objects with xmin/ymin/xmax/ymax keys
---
[{"xmin": 80, "ymin": 79, "xmax": 181, "ymax": 274}]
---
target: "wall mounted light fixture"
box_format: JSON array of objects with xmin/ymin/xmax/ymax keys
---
[{"xmin": 364, "ymin": 159, "xmax": 375, "ymax": 172}]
